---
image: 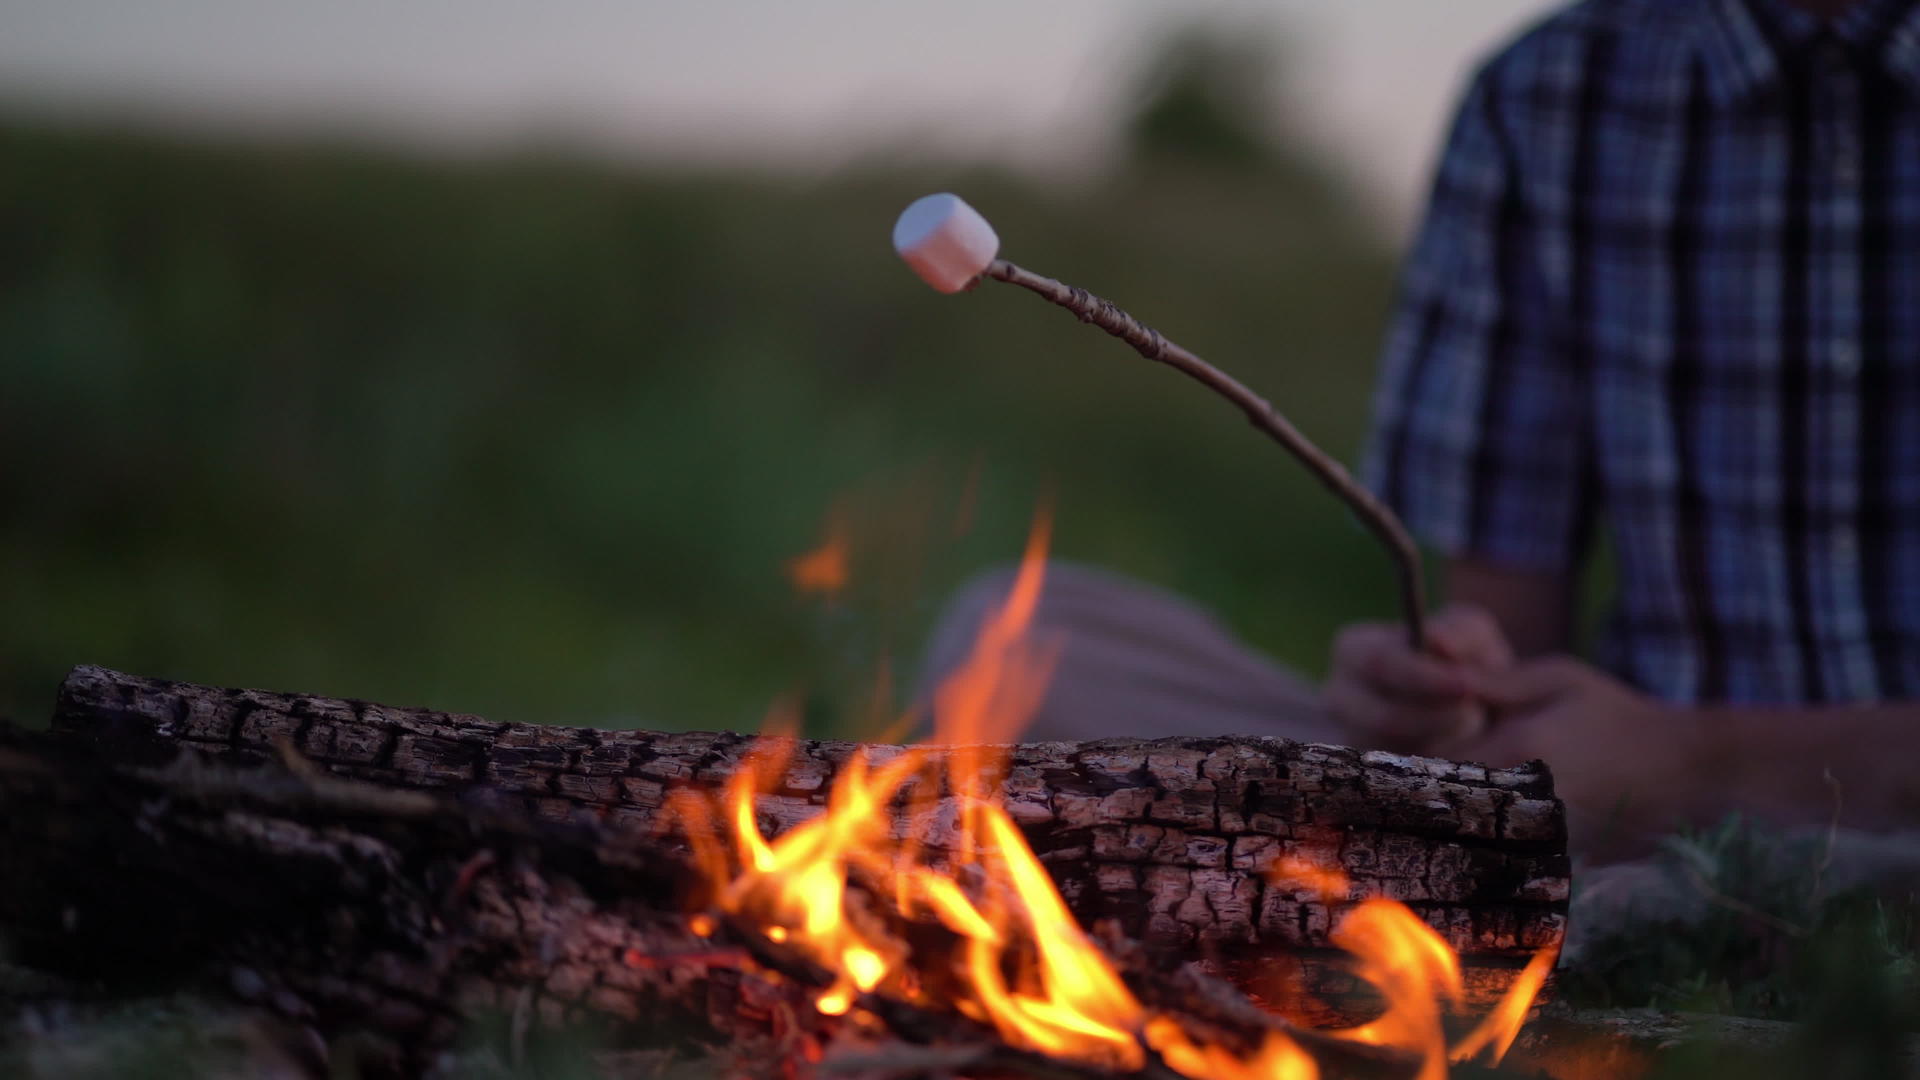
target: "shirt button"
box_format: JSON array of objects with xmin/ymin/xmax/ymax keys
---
[{"xmin": 1832, "ymin": 340, "xmax": 1861, "ymax": 375}]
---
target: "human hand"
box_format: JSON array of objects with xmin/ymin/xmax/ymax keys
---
[
  {"xmin": 1463, "ymin": 656, "xmax": 1693, "ymax": 852},
  {"xmin": 1323, "ymin": 605, "xmax": 1515, "ymax": 755}
]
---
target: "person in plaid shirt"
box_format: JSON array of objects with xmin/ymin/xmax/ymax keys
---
[
  {"xmin": 923, "ymin": 0, "xmax": 1920, "ymax": 854},
  {"xmin": 1327, "ymin": 0, "xmax": 1920, "ymax": 848}
]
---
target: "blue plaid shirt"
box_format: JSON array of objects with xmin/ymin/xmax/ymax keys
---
[{"xmin": 1364, "ymin": 0, "xmax": 1920, "ymax": 705}]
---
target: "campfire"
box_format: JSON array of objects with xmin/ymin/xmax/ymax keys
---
[
  {"xmin": 3, "ymin": 623, "xmax": 1569, "ymax": 1078},
  {"xmin": 610, "ymin": 201, "xmax": 1565, "ymax": 1075},
  {"xmin": 0, "ymin": 194, "xmax": 1570, "ymax": 1079},
  {"xmin": 660, "ymin": 512, "xmax": 1556, "ymax": 1079}
]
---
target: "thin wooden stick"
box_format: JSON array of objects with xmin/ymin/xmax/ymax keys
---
[{"xmin": 983, "ymin": 259, "xmax": 1428, "ymax": 649}]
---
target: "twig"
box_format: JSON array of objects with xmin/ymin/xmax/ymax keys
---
[
  {"xmin": 1808, "ymin": 767, "xmax": 1843, "ymax": 907},
  {"xmin": 984, "ymin": 259, "xmax": 1427, "ymax": 649},
  {"xmin": 268, "ymin": 734, "xmax": 441, "ymax": 817},
  {"xmin": 813, "ymin": 1043, "xmax": 991, "ymax": 1074},
  {"xmin": 509, "ymin": 983, "xmax": 533, "ymax": 1070},
  {"xmin": 816, "ymin": 1042, "xmax": 1183, "ymax": 1080},
  {"xmin": 1677, "ymin": 862, "xmax": 1809, "ymax": 939},
  {"xmin": 444, "ymin": 849, "xmax": 498, "ymax": 910},
  {"xmin": 711, "ymin": 910, "xmax": 1416, "ymax": 1080},
  {"xmin": 618, "ymin": 946, "xmax": 757, "ymax": 971},
  {"xmin": 125, "ymin": 736, "xmax": 441, "ymax": 819}
]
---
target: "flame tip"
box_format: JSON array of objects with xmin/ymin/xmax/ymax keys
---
[{"xmin": 671, "ymin": 504, "xmax": 1555, "ymax": 1078}]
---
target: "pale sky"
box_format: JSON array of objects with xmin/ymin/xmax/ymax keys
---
[{"xmin": 0, "ymin": 1, "xmax": 1553, "ymax": 236}]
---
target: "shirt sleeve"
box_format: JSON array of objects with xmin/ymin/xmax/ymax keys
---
[{"xmin": 1360, "ymin": 63, "xmax": 1591, "ymax": 573}]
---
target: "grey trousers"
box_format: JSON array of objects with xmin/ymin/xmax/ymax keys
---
[
  {"xmin": 917, "ymin": 562, "xmax": 1920, "ymax": 952},
  {"xmin": 915, "ymin": 561, "xmax": 1339, "ymax": 743}
]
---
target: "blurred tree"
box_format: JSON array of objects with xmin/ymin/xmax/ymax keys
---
[
  {"xmin": 1121, "ymin": 25, "xmax": 1288, "ymax": 172},
  {"xmin": 0, "ymin": 97, "xmax": 1396, "ymax": 734}
]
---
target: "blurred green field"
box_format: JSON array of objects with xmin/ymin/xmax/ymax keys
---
[{"xmin": 0, "ymin": 103, "xmax": 1402, "ymax": 734}]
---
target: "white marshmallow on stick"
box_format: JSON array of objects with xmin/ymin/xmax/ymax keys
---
[
  {"xmin": 891, "ymin": 193, "xmax": 1000, "ymax": 293},
  {"xmin": 889, "ymin": 191, "xmax": 1432, "ymax": 653}
]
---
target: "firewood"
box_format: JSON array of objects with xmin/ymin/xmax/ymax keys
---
[
  {"xmin": 49, "ymin": 665, "xmax": 1568, "ymax": 1022},
  {"xmin": 0, "ymin": 722, "xmax": 1452, "ymax": 1078}
]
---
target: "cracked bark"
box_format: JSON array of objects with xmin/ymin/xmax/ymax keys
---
[{"xmin": 50, "ymin": 665, "xmax": 1568, "ymax": 1022}]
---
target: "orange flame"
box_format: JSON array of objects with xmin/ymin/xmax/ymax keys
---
[
  {"xmin": 1148, "ymin": 1018, "xmax": 1320, "ymax": 1080},
  {"xmin": 1331, "ymin": 900, "xmax": 1464, "ymax": 1080},
  {"xmin": 1267, "ymin": 855, "xmax": 1352, "ymax": 904},
  {"xmin": 931, "ymin": 505, "xmax": 1056, "ymax": 750},
  {"xmin": 786, "ymin": 513, "xmax": 850, "ymax": 596},
  {"xmin": 955, "ymin": 804, "xmax": 1145, "ymax": 1067},
  {"xmin": 1450, "ymin": 944, "xmax": 1559, "ymax": 1066},
  {"xmin": 673, "ymin": 510, "xmax": 1556, "ymax": 1077},
  {"xmin": 1270, "ymin": 859, "xmax": 1555, "ymax": 1075}
]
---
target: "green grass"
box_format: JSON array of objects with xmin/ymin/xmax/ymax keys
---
[
  {"xmin": 0, "ymin": 121, "xmax": 1400, "ymax": 735},
  {"xmin": 1563, "ymin": 815, "xmax": 1920, "ymax": 1077},
  {"xmin": 10, "ymin": 119, "xmax": 1920, "ymax": 1077}
]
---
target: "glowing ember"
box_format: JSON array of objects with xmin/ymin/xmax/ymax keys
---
[
  {"xmin": 786, "ymin": 513, "xmax": 850, "ymax": 595},
  {"xmin": 1266, "ymin": 855, "xmax": 1353, "ymax": 904},
  {"xmin": 670, "ymin": 512, "xmax": 1557, "ymax": 1077}
]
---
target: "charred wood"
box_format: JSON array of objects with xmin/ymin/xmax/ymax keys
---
[
  {"xmin": 50, "ymin": 664, "xmax": 1568, "ymax": 1021},
  {"xmin": 0, "ymin": 723, "xmax": 1449, "ymax": 1078}
]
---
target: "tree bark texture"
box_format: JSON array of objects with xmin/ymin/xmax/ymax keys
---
[
  {"xmin": 0, "ymin": 724, "xmax": 714, "ymax": 1074},
  {"xmin": 0, "ymin": 719, "xmax": 1440, "ymax": 1079},
  {"xmin": 50, "ymin": 666, "xmax": 1568, "ymax": 1016}
]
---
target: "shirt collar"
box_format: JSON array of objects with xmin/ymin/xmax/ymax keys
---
[{"xmin": 1697, "ymin": 0, "xmax": 1920, "ymax": 105}]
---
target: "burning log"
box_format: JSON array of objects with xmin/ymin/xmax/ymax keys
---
[
  {"xmin": 2, "ymin": 192, "xmax": 1579, "ymax": 1077},
  {"xmin": 49, "ymin": 664, "xmax": 1567, "ymax": 1026},
  {"xmin": 0, "ymin": 711, "xmax": 1518, "ymax": 1078}
]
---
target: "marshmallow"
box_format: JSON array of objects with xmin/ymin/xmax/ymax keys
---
[{"xmin": 892, "ymin": 193, "xmax": 999, "ymax": 293}]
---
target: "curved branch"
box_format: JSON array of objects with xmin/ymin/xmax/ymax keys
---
[{"xmin": 983, "ymin": 258, "xmax": 1427, "ymax": 650}]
